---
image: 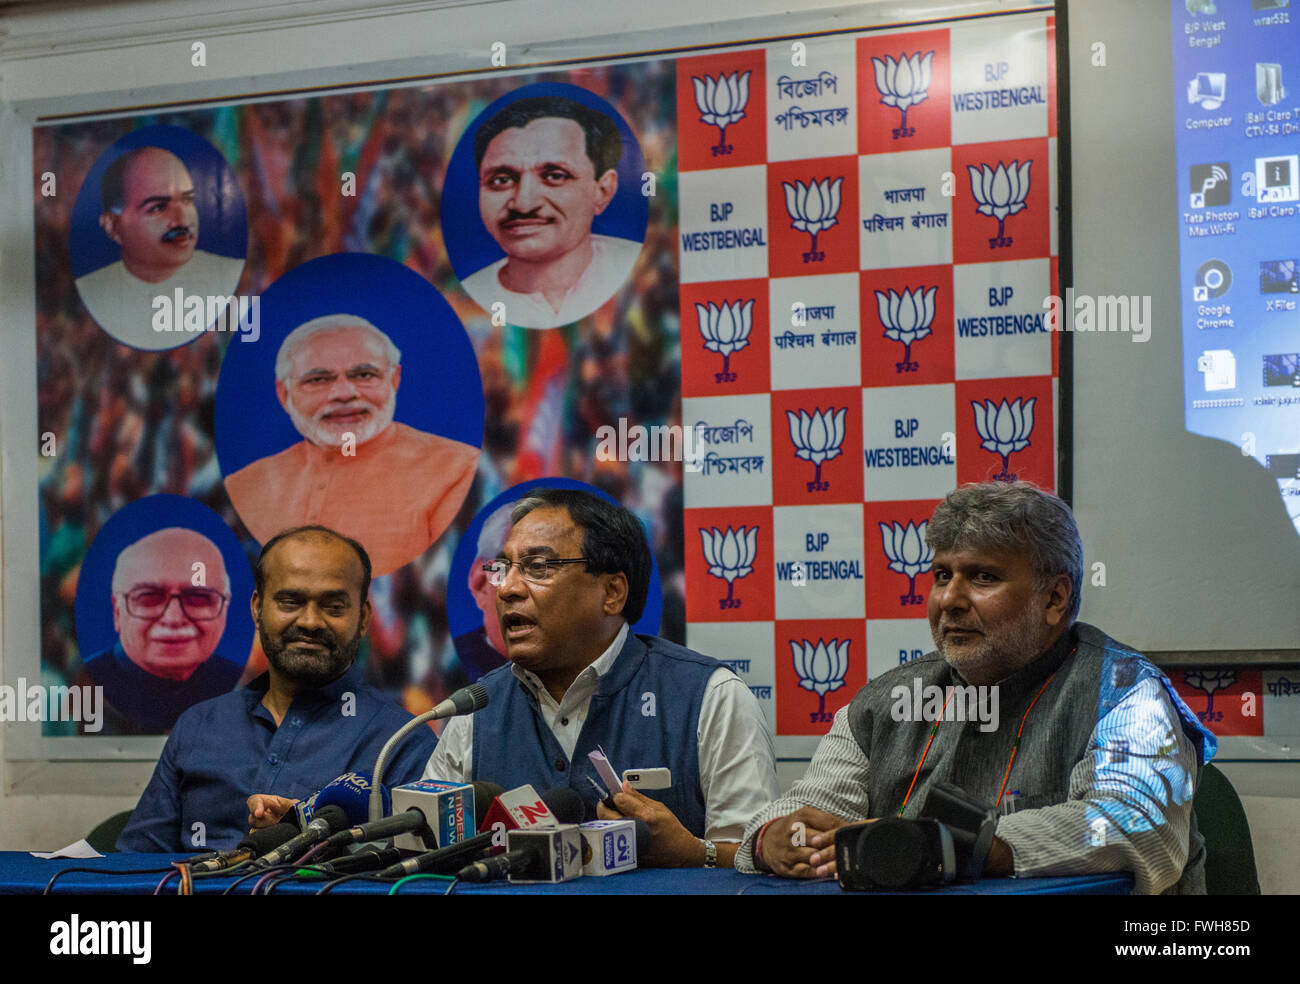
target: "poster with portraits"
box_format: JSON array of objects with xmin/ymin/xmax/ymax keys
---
[{"xmin": 33, "ymin": 9, "xmax": 1073, "ymax": 760}]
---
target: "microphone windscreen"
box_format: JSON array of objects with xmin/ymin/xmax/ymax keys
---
[
  {"xmin": 311, "ymin": 804, "xmax": 350, "ymax": 833},
  {"xmin": 632, "ymin": 819, "xmax": 652, "ymax": 856},
  {"xmin": 241, "ymin": 822, "xmax": 300, "ymax": 855},
  {"xmin": 539, "ymin": 787, "xmax": 586, "ymax": 824},
  {"xmin": 471, "ymin": 782, "xmax": 506, "ymax": 827},
  {"xmin": 314, "ymin": 772, "xmax": 389, "ymax": 823},
  {"xmin": 451, "ymin": 683, "xmax": 489, "ymax": 715}
]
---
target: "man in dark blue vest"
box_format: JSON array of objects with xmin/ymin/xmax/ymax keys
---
[
  {"xmin": 736, "ymin": 482, "xmax": 1216, "ymax": 893},
  {"xmin": 423, "ymin": 488, "xmax": 777, "ymax": 867}
]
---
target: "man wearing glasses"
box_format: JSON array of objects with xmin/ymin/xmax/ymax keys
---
[
  {"xmin": 422, "ymin": 488, "xmax": 778, "ymax": 868},
  {"xmin": 222, "ymin": 314, "xmax": 479, "ymax": 575},
  {"xmin": 83, "ymin": 527, "xmax": 243, "ymax": 734}
]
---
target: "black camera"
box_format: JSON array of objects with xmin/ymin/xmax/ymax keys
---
[{"xmin": 835, "ymin": 783, "xmax": 997, "ymax": 891}]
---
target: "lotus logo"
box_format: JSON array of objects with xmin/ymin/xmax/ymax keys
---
[
  {"xmin": 791, "ymin": 638, "xmax": 850, "ymax": 723},
  {"xmin": 696, "ymin": 299, "xmax": 753, "ymax": 383},
  {"xmin": 1183, "ymin": 669, "xmax": 1237, "ymax": 725},
  {"xmin": 968, "ymin": 160, "xmax": 1032, "ymax": 249},
  {"xmin": 971, "ymin": 397, "xmax": 1036, "ymax": 482},
  {"xmin": 787, "ymin": 407, "xmax": 846, "ymax": 492},
  {"xmin": 700, "ymin": 525, "xmax": 758, "ymax": 610},
  {"xmin": 782, "ymin": 177, "xmax": 842, "ymax": 263},
  {"xmin": 879, "ymin": 520, "xmax": 933, "ymax": 606},
  {"xmin": 692, "ymin": 71, "xmax": 751, "ymax": 157},
  {"xmin": 872, "ymin": 51, "xmax": 934, "ymax": 138},
  {"xmin": 875, "ymin": 286, "xmax": 937, "ymax": 373}
]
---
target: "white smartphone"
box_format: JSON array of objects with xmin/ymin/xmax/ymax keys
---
[{"xmin": 623, "ymin": 768, "xmax": 672, "ymax": 790}]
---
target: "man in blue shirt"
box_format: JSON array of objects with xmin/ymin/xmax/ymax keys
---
[{"xmin": 116, "ymin": 525, "xmax": 436, "ymax": 853}]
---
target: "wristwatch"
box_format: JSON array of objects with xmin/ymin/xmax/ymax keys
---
[{"xmin": 701, "ymin": 838, "xmax": 718, "ymax": 868}]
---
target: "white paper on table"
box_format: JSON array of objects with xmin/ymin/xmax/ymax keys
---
[{"xmin": 30, "ymin": 839, "xmax": 104, "ymax": 859}]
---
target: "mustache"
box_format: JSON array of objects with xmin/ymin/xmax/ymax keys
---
[
  {"xmin": 501, "ymin": 208, "xmax": 549, "ymax": 223},
  {"xmin": 161, "ymin": 225, "xmax": 193, "ymax": 242},
  {"xmin": 282, "ymin": 627, "xmax": 335, "ymax": 647}
]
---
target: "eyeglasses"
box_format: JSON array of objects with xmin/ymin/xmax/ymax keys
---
[
  {"xmin": 119, "ymin": 587, "xmax": 228, "ymax": 620},
  {"xmin": 482, "ymin": 557, "xmax": 590, "ymax": 586}
]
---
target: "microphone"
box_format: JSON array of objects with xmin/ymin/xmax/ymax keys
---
[
  {"xmin": 308, "ymin": 846, "xmax": 404, "ymax": 875},
  {"xmin": 457, "ymin": 848, "xmax": 529, "ymax": 883},
  {"xmin": 457, "ymin": 824, "xmax": 583, "ymax": 884},
  {"xmin": 323, "ymin": 807, "xmax": 431, "ymax": 850},
  {"xmin": 190, "ymin": 823, "xmax": 300, "ymax": 873},
  {"xmin": 576, "ymin": 818, "xmax": 648, "ymax": 876},
  {"xmin": 541, "ymin": 787, "xmax": 586, "ymax": 825},
  {"xmin": 369, "ymin": 683, "xmax": 489, "ymax": 821},
  {"xmin": 250, "ymin": 805, "xmax": 349, "ymax": 869},
  {"xmin": 471, "ymin": 781, "xmax": 505, "ymax": 828},
  {"xmin": 478, "ymin": 784, "xmax": 586, "ymax": 833},
  {"xmin": 312, "ymin": 772, "xmax": 389, "ymax": 826},
  {"xmin": 429, "ymin": 683, "xmax": 490, "ymax": 720},
  {"xmin": 375, "ymin": 831, "xmax": 498, "ymax": 879}
]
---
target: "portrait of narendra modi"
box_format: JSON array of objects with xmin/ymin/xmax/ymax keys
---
[{"xmin": 222, "ymin": 313, "xmax": 479, "ymax": 575}]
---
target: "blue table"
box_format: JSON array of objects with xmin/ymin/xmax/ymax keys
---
[{"xmin": 2, "ymin": 852, "xmax": 1133, "ymax": 895}]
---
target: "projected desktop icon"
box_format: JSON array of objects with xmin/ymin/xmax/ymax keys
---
[
  {"xmin": 1251, "ymin": 0, "xmax": 1288, "ymax": 11},
  {"xmin": 1262, "ymin": 353, "xmax": 1300, "ymax": 387},
  {"xmin": 1185, "ymin": 0, "xmax": 1216, "ymax": 14},
  {"xmin": 1187, "ymin": 73, "xmax": 1226, "ymax": 111},
  {"xmin": 1193, "ymin": 258, "xmax": 1232, "ymax": 301},
  {"xmin": 1256, "ymin": 155, "xmax": 1300, "ymax": 204},
  {"xmin": 1259, "ymin": 260, "xmax": 1299, "ymax": 294},
  {"xmin": 1189, "ymin": 163, "xmax": 1230, "ymax": 208},
  {"xmin": 1257, "ymin": 64, "xmax": 1285, "ymax": 106},
  {"xmin": 1197, "ymin": 350, "xmax": 1236, "ymax": 392}
]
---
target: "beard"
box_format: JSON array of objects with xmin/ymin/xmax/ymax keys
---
[
  {"xmin": 931, "ymin": 596, "xmax": 1051, "ymax": 684},
  {"xmin": 287, "ymin": 389, "xmax": 396, "ymax": 449},
  {"xmin": 259, "ymin": 615, "xmax": 361, "ymax": 689}
]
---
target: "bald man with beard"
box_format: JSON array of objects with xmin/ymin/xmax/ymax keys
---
[
  {"xmin": 74, "ymin": 145, "xmax": 245, "ymax": 351},
  {"xmin": 81, "ymin": 527, "xmax": 244, "ymax": 735}
]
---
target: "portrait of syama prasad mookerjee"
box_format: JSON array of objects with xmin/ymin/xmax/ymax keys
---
[
  {"xmin": 222, "ymin": 313, "xmax": 479, "ymax": 574},
  {"xmin": 74, "ymin": 144, "xmax": 245, "ymax": 351}
]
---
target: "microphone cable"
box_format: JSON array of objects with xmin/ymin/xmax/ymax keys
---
[
  {"xmin": 315, "ymin": 871, "xmax": 398, "ymax": 895},
  {"xmin": 387, "ymin": 874, "xmax": 458, "ymax": 896},
  {"xmin": 43, "ymin": 864, "xmax": 174, "ymax": 896}
]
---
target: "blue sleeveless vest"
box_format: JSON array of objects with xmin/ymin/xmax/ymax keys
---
[{"xmin": 471, "ymin": 633, "xmax": 719, "ymax": 836}]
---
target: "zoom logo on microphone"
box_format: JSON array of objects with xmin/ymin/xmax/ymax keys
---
[{"xmin": 1193, "ymin": 259, "xmax": 1232, "ymax": 301}]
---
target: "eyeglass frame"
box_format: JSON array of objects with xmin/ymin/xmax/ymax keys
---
[
  {"xmin": 482, "ymin": 556, "xmax": 591, "ymax": 586},
  {"xmin": 116, "ymin": 586, "xmax": 230, "ymax": 621}
]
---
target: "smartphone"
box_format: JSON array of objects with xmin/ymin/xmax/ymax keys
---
[{"xmin": 622, "ymin": 768, "xmax": 671, "ymax": 790}]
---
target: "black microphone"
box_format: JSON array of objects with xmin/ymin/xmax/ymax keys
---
[
  {"xmin": 190, "ymin": 823, "xmax": 300, "ymax": 873},
  {"xmin": 471, "ymin": 781, "xmax": 505, "ymax": 828},
  {"xmin": 633, "ymin": 819, "xmax": 652, "ymax": 858},
  {"xmin": 309, "ymin": 846, "xmax": 404, "ymax": 875},
  {"xmin": 457, "ymin": 848, "xmax": 530, "ymax": 883},
  {"xmin": 375, "ymin": 831, "xmax": 498, "ymax": 879},
  {"xmin": 322, "ymin": 807, "xmax": 431, "ymax": 850},
  {"xmin": 250, "ymin": 805, "xmax": 349, "ymax": 869},
  {"xmin": 540, "ymin": 786, "xmax": 586, "ymax": 824}
]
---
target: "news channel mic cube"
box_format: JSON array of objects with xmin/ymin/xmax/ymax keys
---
[
  {"xmin": 578, "ymin": 820, "xmax": 637, "ymax": 876},
  {"xmin": 506, "ymin": 825, "xmax": 584, "ymax": 884},
  {"xmin": 390, "ymin": 779, "xmax": 475, "ymax": 852}
]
